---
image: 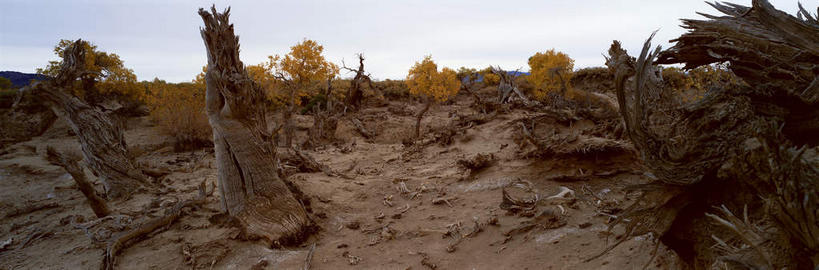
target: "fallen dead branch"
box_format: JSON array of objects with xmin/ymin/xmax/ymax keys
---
[
  {"xmin": 303, "ymin": 242, "xmax": 316, "ymax": 270},
  {"xmin": 432, "ymin": 196, "xmax": 457, "ymax": 208},
  {"xmin": 45, "ymin": 146, "xmax": 110, "ymax": 218},
  {"xmin": 350, "ymin": 117, "xmax": 373, "ymax": 139},
  {"xmin": 5, "ymin": 201, "xmax": 59, "ymax": 219},
  {"xmin": 101, "ymin": 180, "xmax": 214, "ymax": 270},
  {"xmin": 290, "ymin": 147, "xmax": 353, "ymax": 179}
]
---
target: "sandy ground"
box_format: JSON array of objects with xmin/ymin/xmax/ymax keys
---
[{"xmin": 0, "ymin": 95, "xmax": 683, "ymax": 269}]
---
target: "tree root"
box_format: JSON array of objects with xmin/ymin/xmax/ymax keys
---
[{"xmin": 101, "ymin": 180, "xmax": 213, "ymax": 270}]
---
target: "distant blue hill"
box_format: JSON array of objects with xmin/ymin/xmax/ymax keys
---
[{"xmin": 0, "ymin": 71, "xmax": 50, "ymax": 88}]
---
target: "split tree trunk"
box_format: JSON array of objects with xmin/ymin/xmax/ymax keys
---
[
  {"xmin": 198, "ymin": 6, "xmax": 312, "ymax": 245},
  {"xmin": 22, "ymin": 39, "xmax": 148, "ymax": 199}
]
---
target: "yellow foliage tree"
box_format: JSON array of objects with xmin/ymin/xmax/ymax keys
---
[
  {"xmin": 406, "ymin": 55, "xmax": 460, "ymax": 138},
  {"xmin": 37, "ymin": 39, "xmax": 141, "ymax": 104},
  {"xmin": 266, "ymin": 39, "xmax": 339, "ymax": 146},
  {"xmin": 526, "ymin": 49, "xmax": 574, "ymax": 99}
]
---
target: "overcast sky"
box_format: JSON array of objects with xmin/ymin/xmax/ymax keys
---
[{"xmin": 0, "ymin": 0, "xmax": 811, "ymax": 82}]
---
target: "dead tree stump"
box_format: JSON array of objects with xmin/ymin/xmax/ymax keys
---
[{"xmin": 198, "ymin": 6, "xmax": 313, "ymax": 245}]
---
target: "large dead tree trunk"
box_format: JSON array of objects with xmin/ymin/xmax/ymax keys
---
[
  {"xmin": 20, "ymin": 40, "xmax": 148, "ymax": 199},
  {"xmin": 198, "ymin": 6, "xmax": 312, "ymax": 245},
  {"xmin": 602, "ymin": 1, "xmax": 818, "ymax": 268}
]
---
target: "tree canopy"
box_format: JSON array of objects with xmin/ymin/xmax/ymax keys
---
[
  {"xmin": 527, "ymin": 49, "xmax": 574, "ymax": 99},
  {"xmin": 37, "ymin": 39, "xmax": 140, "ymax": 100},
  {"xmin": 406, "ymin": 56, "xmax": 460, "ymax": 102}
]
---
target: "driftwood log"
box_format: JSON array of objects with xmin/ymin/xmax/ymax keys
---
[
  {"xmin": 198, "ymin": 6, "xmax": 313, "ymax": 246},
  {"xmin": 602, "ymin": 1, "xmax": 818, "ymax": 268},
  {"xmin": 18, "ymin": 40, "xmax": 148, "ymax": 199}
]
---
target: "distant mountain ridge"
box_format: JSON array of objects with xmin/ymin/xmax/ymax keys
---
[{"xmin": 0, "ymin": 71, "xmax": 50, "ymax": 88}]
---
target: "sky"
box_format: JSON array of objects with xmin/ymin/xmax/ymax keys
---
[{"xmin": 0, "ymin": 0, "xmax": 812, "ymax": 82}]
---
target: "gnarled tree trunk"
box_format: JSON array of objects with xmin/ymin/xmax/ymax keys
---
[
  {"xmin": 198, "ymin": 6, "xmax": 312, "ymax": 245},
  {"xmin": 20, "ymin": 40, "xmax": 148, "ymax": 199},
  {"xmin": 414, "ymin": 98, "xmax": 432, "ymax": 138},
  {"xmin": 602, "ymin": 1, "xmax": 818, "ymax": 268}
]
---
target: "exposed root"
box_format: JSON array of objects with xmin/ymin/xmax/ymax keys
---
[{"xmin": 101, "ymin": 180, "xmax": 214, "ymax": 270}]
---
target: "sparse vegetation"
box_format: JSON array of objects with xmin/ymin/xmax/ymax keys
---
[{"xmin": 1, "ymin": 1, "xmax": 817, "ymax": 270}]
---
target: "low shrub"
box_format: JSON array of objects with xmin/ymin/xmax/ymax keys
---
[{"xmin": 142, "ymin": 79, "xmax": 211, "ymax": 152}]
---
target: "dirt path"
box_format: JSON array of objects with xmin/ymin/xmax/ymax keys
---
[{"xmin": 0, "ymin": 100, "xmax": 681, "ymax": 269}]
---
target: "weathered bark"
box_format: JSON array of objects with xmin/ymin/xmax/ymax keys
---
[
  {"xmin": 414, "ymin": 99, "xmax": 433, "ymax": 138},
  {"xmin": 343, "ymin": 54, "xmax": 373, "ymax": 110},
  {"xmin": 602, "ymin": 1, "xmax": 818, "ymax": 268},
  {"xmin": 19, "ymin": 40, "xmax": 148, "ymax": 199},
  {"xmin": 198, "ymin": 6, "xmax": 312, "ymax": 245},
  {"xmin": 45, "ymin": 147, "xmax": 110, "ymax": 218}
]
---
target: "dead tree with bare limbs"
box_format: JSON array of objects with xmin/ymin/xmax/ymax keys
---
[
  {"xmin": 597, "ymin": 1, "xmax": 818, "ymax": 268},
  {"xmin": 16, "ymin": 39, "xmax": 149, "ymax": 199},
  {"xmin": 198, "ymin": 6, "xmax": 313, "ymax": 245},
  {"xmin": 492, "ymin": 67, "xmax": 530, "ymax": 105},
  {"xmin": 342, "ymin": 53, "xmax": 375, "ymax": 110}
]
